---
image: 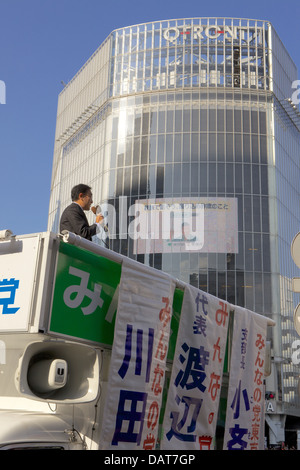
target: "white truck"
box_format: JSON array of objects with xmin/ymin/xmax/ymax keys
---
[
  {"xmin": 0, "ymin": 231, "xmax": 122, "ymax": 449},
  {"xmin": 0, "ymin": 230, "xmax": 274, "ymax": 450}
]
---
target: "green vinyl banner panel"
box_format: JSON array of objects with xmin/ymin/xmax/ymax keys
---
[
  {"xmin": 49, "ymin": 241, "xmax": 184, "ymax": 349},
  {"xmin": 49, "ymin": 242, "xmax": 122, "ymax": 346}
]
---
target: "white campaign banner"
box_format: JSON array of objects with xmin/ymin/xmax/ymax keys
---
[
  {"xmin": 161, "ymin": 284, "xmax": 230, "ymax": 450},
  {"xmin": 99, "ymin": 259, "xmax": 175, "ymax": 450},
  {"xmin": 223, "ymin": 308, "xmax": 268, "ymax": 450}
]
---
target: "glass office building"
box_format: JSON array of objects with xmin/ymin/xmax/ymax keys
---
[{"xmin": 48, "ymin": 18, "xmax": 300, "ymax": 446}]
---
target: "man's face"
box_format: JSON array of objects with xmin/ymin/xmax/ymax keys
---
[{"xmin": 79, "ymin": 190, "xmax": 93, "ymax": 211}]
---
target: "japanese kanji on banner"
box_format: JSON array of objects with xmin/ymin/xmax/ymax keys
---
[
  {"xmin": 99, "ymin": 259, "xmax": 175, "ymax": 450},
  {"xmin": 0, "ymin": 236, "xmax": 40, "ymax": 332},
  {"xmin": 223, "ymin": 307, "xmax": 268, "ymax": 450},
  {"xmin": 161, "ymin": 284, "xmax": 230, "ymax": 450}
]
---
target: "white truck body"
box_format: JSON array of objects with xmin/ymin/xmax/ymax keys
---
[
  {"xmin": 0, "ymin": 232, "xmax": 113, "ymax": 450},
  {"xmin": 0, "ymin": 231, "xmax": 274, "ymax": 450}
]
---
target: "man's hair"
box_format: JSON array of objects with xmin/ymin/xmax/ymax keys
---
[{"xmin": 71, "ymin": 184, "xmax": 92, "ymax": 201}]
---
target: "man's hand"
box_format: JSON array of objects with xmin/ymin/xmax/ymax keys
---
[
  {"xmin": 91, "ymin": 206, "xmax": 105, "ymax": 226},
  {"xmin": 96, "ymin": 213, "xmax": 104, "ymax": 225}
]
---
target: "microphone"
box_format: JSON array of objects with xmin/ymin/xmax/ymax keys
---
[{"xmin": 91, "ymin": 205, "xmax": 109, "ymax": 232}]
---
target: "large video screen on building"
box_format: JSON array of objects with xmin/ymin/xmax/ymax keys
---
[{"xmin": 132, "ymin": 197, "xmax": 238, "ymax": 255}]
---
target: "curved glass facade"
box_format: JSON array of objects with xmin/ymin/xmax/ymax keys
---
[
  {"xmin": 98, "ymin": 90, "xmax": 272, "ymax": 316},
  {"xmin": 48, "ymin": 18, "xmax": 300, "ymax": 423},
  {"xmin": 109, "ymin": 18, "xmax": 270, "ymax": 97}
]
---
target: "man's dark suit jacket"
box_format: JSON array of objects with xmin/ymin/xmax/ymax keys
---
[{"xmin": 59, "ymin": 202, "xmax": 97, "ymax": 241}]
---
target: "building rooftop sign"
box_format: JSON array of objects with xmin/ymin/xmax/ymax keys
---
[{"xmin": 163, "ymin": 24, "xmax": 265, "ymax": 45}]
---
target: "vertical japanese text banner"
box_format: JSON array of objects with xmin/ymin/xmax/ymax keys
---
[
  {"xmin": 223, "ymin": 308, "xmax": 268, "ymax": 450},
  {"xmin": 161, "ymin": 284, "xmax": 230, "ymax": 450},
  {"xmin": 99, "ymin": 259, "xmax": 175, "ymax": 450}
]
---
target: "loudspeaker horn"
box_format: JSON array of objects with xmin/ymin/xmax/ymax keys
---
[{"xmin": 15, "ymin": 340, "xmax": 100, "ymax": 403}]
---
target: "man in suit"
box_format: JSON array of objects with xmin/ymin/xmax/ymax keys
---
[{"xmin": 60, "ymin": 184, "xmax": 103, "ymax": 241}]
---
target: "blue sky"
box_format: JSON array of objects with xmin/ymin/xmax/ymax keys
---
[{"xmin": 0, "ymin": 0, "xmax": 299, "ymax": 236}]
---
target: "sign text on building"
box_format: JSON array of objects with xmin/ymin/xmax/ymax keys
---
[{"xmin": 163, "ymin": 25, "xmax": 264, "ymax": 45}]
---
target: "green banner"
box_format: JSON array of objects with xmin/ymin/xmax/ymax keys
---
[
  {"xmin": 168, "ymin": 288, "xmax": 184, "ymax": 361},
  {"xmin": 49, "ymin": 242, "xmax": 121, "ymax": 346},
  {"xmin": 49, "ymin": 241, "xmax": 185, "ymax": 351}
]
